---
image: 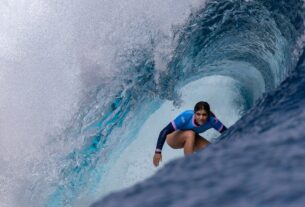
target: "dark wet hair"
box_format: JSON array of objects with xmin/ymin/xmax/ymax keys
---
[{"xmin": 194, "ymin": 101, "xmax": 211, "ymax": 115}]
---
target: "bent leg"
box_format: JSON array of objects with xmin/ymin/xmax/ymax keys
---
[
  {"xmin": 166, "ymin": 130, "xmax": 196, "ymax": 156},
  {"xmin": 166, "ymin": 130, "xmax": 187, "ymax": 149},
  {"xmin": 182, "ymin": 131, "xmax": 196, "ymax": 155}
]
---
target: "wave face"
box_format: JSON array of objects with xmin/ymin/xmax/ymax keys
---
[
  {"xmin": 1, "ymin": 0, "xmax": 305, "ymax": 206},
  {"xmin": 90, "ymin": 0, "xmax": 305, "ymax": 207}
]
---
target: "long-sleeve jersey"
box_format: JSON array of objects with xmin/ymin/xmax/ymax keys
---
[{"xmin": 155, "ymin": 110, "xmax": 227, "ymax": 153}]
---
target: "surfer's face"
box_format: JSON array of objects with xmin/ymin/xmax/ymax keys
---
[{"xmin": 195, "ymin": 109, "xmax": 208, "ymax": 125}]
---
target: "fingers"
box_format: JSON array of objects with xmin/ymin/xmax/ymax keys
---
[
  {"xmin": 153, "ymin": 158, "xmax": 158, "ymax": 167},
  {"xmin": 153, "ymin": 154, "xmax": 162, "ymax": 167},
  {"xmin": 154, "ymin": 157, "xmax": 160, "ymax": 167},
  {"xmin": 153, "ymin": 156, "xmax": 157, "ymax": 167},
  {"xmin": 154, "ymin": 160, "xmax": 158, "ymax": 167}
]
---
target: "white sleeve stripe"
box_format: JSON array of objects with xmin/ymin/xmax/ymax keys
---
[
  {"xmin": 171, "ymin": 121, "xmax": 177, "ymax": 130},
  {"xmin": 218, "ymin": 124, "xmax": 224, "ymax": 132}
]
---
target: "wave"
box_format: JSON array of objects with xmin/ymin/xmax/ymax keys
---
[
  {"xmin": 90, "ymin": 0, "xmax": 305, "ymax": 206},
  {"xmin": 1, "ymin": 0, "xmax": 305, "ymax": 206},
  {"xmin": 52, "ymin": 0, "xmax": 305, "ymax": 206}
]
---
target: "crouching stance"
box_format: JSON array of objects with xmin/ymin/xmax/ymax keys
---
[{"xmin": 153, "ymin": 101, "xmax": 227, "ymax": 167}]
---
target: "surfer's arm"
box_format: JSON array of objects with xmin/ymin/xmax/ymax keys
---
[
  {"xmin": 155, "ymin": 122, "xmax": 175, "ymax": 154},
  {"xmin": 219, "ymin": 125, "xmax": 227, "ymax": 133},
  {"xmin": 155, "ymin": 111, "xmax": 189, "ymax": 153},
  {"xmin": 210, "ymin": 116, "xmax": 227, "ymax": 133}
]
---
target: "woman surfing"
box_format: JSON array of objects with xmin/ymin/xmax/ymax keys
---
[{"xmin": 153, "ymin": 101, "xmax": 227, "ymax": 167}]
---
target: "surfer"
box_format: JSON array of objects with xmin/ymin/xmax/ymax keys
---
[{"xmin": 153, "ymin": 101, "xmax": 227, "ymax": 167}]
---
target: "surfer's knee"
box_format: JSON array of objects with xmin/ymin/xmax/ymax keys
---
[
  {"xmin": 183, "ymin": 130, "xmax": 196, "ymax": 140},
  {"xmin": 183, "ymin": 130, "xmax": 195, "ymax": 145}
]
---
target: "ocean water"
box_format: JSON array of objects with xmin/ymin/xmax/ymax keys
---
[{"xmin": 0, "ymin": 0, "xmax": 305, "ymax": 207}]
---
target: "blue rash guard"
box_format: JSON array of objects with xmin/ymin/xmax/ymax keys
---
[{"xmin": 155, "ymin": 110, "xmax": 227, "ymax": 153}]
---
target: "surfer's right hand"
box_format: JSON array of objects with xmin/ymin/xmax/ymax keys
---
[{"xmin": 153, "ymin": 153, "xmax": 162, "ymax": 167}]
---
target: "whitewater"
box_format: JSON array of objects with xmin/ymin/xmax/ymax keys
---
[{"xmin": 1, "ymin": 0, "xmax": 305, "ymax": 207}]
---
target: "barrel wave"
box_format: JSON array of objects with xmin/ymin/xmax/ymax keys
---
[
  {"xmin": 1, "ymin": 0, "xmax": 305, "ymax": 207},
  {"xmin": 91, "ymin": 0, "xmax": 305, "ymax": 207}
]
